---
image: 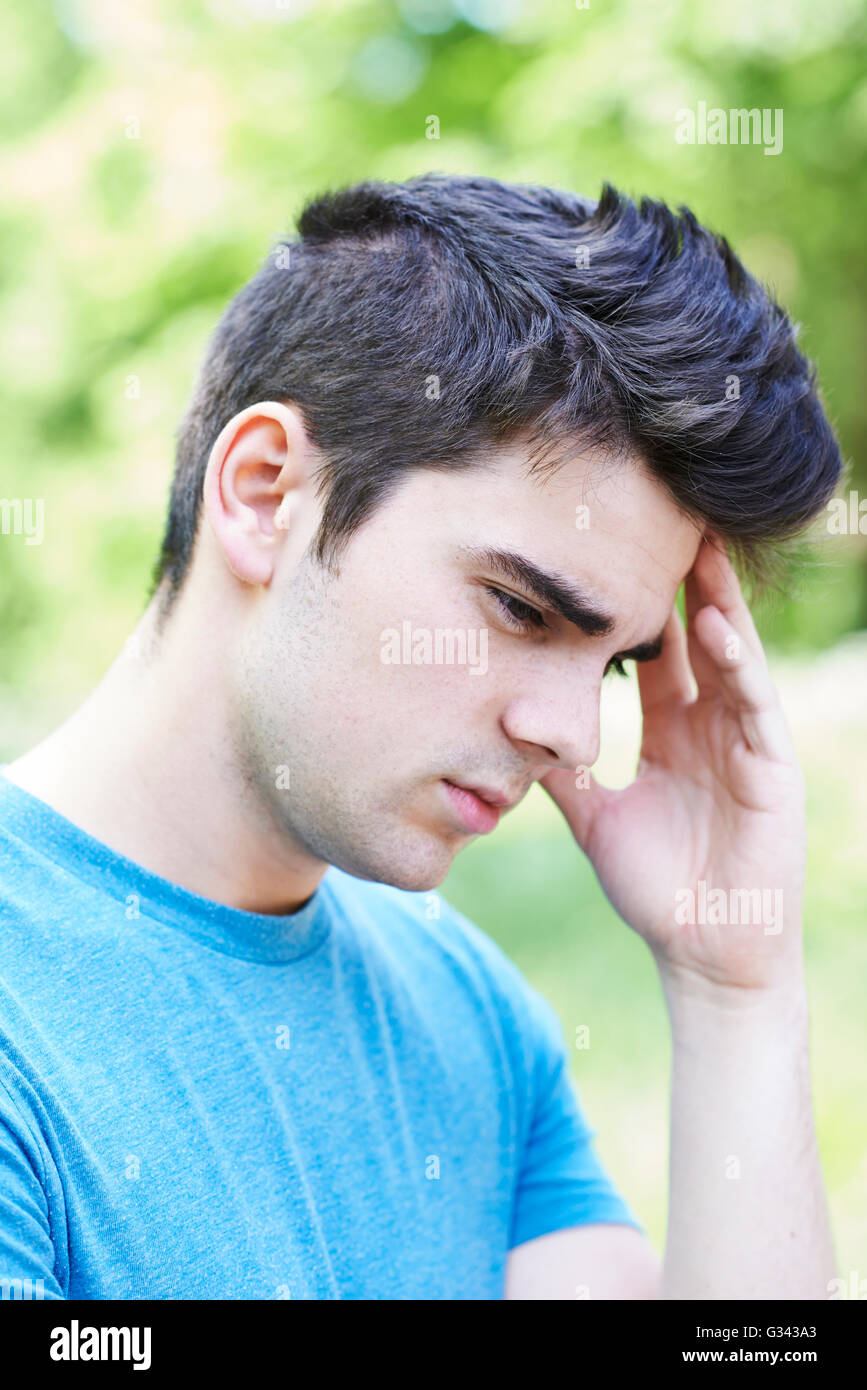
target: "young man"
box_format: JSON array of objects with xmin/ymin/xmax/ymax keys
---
[{"xmin": 0, "ymin": 175, "xmax": 841, "ymax": 1300}]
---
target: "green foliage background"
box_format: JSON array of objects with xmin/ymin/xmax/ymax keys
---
[{"xmin": 1, "ymin": 0, "xmax": 864, "ymax": 1287}]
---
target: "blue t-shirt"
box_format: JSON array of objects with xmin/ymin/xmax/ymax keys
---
[{"xmin": 0, "ymin": 770, "xmax": 641, "ymax": 1300}]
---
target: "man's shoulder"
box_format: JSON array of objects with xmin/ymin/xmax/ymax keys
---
[{"xmin": 0, "ymin": 807, "xmax": 54, "ymax": 934}]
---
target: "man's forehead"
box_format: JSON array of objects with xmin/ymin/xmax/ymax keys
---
[
  {"xmin": 454, "ymin": 437, "xmax": 701, "ymax": 562},
  {"xmin": 391, "ymin": 443, "xmax": 702, "ymax": 626},
  {"xmin": 449, "ymin": 450, "xmax": 701, "ymax": 636}
]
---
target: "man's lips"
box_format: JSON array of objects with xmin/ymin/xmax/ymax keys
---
[{"xmin": 441, "ymin": 780, "xmax": 518, "ymax": 834}]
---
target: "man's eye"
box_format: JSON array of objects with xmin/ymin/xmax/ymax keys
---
[
  {"xmin": 486, "ymin": 586, "xmax": 547, "ymax": 631},
  {"xmin": 604, "ymin": 656, "xmax": 628, "ymax": 678}
]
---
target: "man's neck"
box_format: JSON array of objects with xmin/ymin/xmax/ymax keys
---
[{"xmin": 2, "ymin": 599, "xmax": 326, "ymax": 915}]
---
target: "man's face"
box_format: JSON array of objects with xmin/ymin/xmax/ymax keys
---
[{"xmin": 234, "ymin": 444, "xmax": 702, "ymax": 891}]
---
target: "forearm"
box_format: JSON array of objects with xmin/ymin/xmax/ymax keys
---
[{"xmin": 657, "ymin": 960, "xmax": 837, "ymax": 1301}]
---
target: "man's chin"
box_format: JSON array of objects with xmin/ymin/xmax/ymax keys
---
[
  {"xmin": 328, "ymin": 828, "xmax": 459, "ymax": 894},
  {"xmin": 338, "ymin": 857, "xmax": 453, "ymax": 895}
]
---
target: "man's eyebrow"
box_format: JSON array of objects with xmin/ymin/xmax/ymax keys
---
[{"xmin": 462, "ymin": 545, "xmax": 667, "ymax": 660}]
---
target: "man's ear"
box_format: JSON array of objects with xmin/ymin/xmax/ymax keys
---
[{"xmin": 202, "ymin": 400, "xmax": 316, "ymax": 586}]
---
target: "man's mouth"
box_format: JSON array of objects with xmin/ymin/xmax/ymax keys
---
[{"xmin": 441, "ymin": 780, "xmax": 517, "ymax": 835}]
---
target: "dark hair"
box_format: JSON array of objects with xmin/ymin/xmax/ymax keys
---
[{"xmin": 151, "ymin": 173, "xmax": 842, "ymax": 614}]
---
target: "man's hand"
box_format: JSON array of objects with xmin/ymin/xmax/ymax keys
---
[
  {"xmin": 539, "ymin": 536, "xmax": 837, "ymax": 1300},
  {"xmin": 541, "ymin": 536, "xmax": 806, "ymax": 991}
]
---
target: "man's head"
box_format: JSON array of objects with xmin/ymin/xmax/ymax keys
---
[{"xmin": 146, "ymin": 174, "xmax": 842, "ymax": 891}]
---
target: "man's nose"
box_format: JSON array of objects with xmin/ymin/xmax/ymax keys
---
[{"xmin": 500, "ymin": 690, "xmax": 601, "ymax": 774}]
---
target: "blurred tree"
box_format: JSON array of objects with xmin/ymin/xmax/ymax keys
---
[{"xmin": 0, "ymin": 0, "xmax": 864, "ymax": 722}]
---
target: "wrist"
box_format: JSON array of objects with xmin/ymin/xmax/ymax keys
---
[{"xmin": 654, "ymin": 955, "xmax": 810, "ymax": 1031}]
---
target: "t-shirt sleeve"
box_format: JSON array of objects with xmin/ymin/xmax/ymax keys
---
[
  {"xmin": 0, "ymin": 1077, "xmax": 65, "ymax": 1300},
  {"xmin": 509, "ymin": 982, "xmax": 645, "ymax": 1251}
]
